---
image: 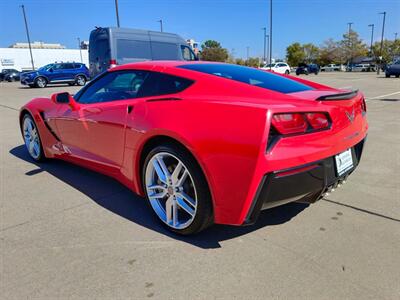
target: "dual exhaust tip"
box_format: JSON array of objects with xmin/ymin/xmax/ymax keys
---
[{"xmin": 322, "ymin": 175, "xmax": 349, "ymax": 198}]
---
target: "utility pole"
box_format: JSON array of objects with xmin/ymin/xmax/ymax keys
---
[
  {"xmin": 246, "ymin": 46, "xmax": 250, "ymax": 61},
  {"xmin": 115, "ymin": 0, "xmax": 120, "ymax": 27},
  {"xmin": 269, "ymin": 0, "xmax": 272, "ymax": 69},
  {"xmin": 368, "ymin": 24, "xmax": 374, "ymax": 57},
  {"xmin": 377, "ymin": 12, "xmax": 386, "ymax": 75},
  {"xmin": 266, "ymin": 34, "xmax": 269, "ymax": 64},
  {"xmin": 77, "ymin": 37, "xmax": 83, "ymax": 63},
  {"xmin": 262, "ymin": 27, "xmax": 267, "ymax": 64},
  {"xmin": 395, "ymin": 32, "xmax": 398, "ymax": 41},
  {"xmin": 158, "ymin": 19, "xmax": 163, "ymax": 32},
  {"xmin": 20, "ymin": 5, "xmax": 35, "ymax": 70},
  {"xmin": 347, "ymin": 22, "xmax": 353, "ymax": 67}
]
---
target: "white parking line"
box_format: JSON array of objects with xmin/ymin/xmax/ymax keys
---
[{"xmin": 366, "ymin": 91, "xmax": 400, "ymax": 101}]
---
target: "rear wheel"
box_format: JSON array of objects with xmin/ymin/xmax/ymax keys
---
[
  {"xmin": 285, "ymin": 70, "xmax": 290, "ymax": 75},
  {"xmin": 22, "ymin": 114, "xmax": 45, "ymax": 161},
  {"xmin": 75, "ymin": 75, "xmax": 86, "ymax": 86},
  {"xmin": 385, "ymin": 73, "xmax": 390, "ymax": 78},
  {"xmin": 143, "ymin": 144, "xmax": 213, "ymax": 235},
  {"xmin": 35, "ymin": 76, "xmax": 47, "ymax": 88}
]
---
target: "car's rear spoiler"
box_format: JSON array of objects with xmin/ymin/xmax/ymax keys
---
[{"xmin": 316, "ymin": 89, "xmax": 359, "ymax": 101}]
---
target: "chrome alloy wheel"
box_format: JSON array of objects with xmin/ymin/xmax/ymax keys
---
[
  {"xmin": 36, "ymin": 77, "xmax": 46, "ymax": 88},
  {"xmin": 76, "ymin": 75, "xmax": 86, "ymax": 86},
  {"xmin": 145, "ymin": 152, "xmax": 197, "ymax": 230},
  {"xmin": 23, "ymin": 116, "xmax": 41, "ymax": 160}
]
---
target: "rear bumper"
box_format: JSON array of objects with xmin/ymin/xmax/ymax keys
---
[{"xmin": 244, "ymin": 138, "xmax": 366, "ymax": 225}]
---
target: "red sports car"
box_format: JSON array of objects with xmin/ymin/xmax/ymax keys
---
[{"xmin": 20, "ymin": 61, "xmax": 367, "ymax": 235}]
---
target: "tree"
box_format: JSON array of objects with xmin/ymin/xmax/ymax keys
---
[
  {"xmin": 340, "ymin": 30, "xmax": 368, "ymax": 63},
  {"xmin": 200, "ymin": 40, "xmax": 229, "ymax": 62},
  {"xmin": 372, "ymin": 39, "xmax": 400, "ymax": 63},
  {"xmin": 286, "ymin": 42, "xmax": 306, "ymax": 66},
  {"xmin": 302, "ymin": 43, "xmax": 319, "ymax": 63},
  {"xmin": 245, "ymin": 57, "xmax": 260, "ymax": 67},
  {"xmin": 317, "ymin": 38, "xmax": 344, "ymax": 65}
]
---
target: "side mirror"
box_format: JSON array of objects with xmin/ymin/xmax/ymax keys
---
[{"xmin": 50, "ymin": 92, "xmax": 80, "ymax": 110}]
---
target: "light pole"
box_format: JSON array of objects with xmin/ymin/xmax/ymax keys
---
[
  {"xmin": 77, "ymin": 37, "xmax": 83, "ymax": 63},
  {"xmin": 266, "ymin": 34, "xmax": 269, "ymax": 64},
  {"xmin": 377, "ymin": 12, "xmax": 386, "ymax": 75},
  {"xmin": 158, "ymin": 20, "xmax": 163, "ymax": 32},
  {"xmin": 20, "ymin": 5, "xmax": 35, "ymax": 70},
  {"xmin": 115, "ymin": 0, "xmax": 120, "ymax": 27},
  {"xmin": 246, "ymin": 46, "xmax": 250, "ymax": 61},
  {"xmin": 395, "ymin": 32, "xmax": 398, "ymax": 41},
  {"xmin": 262, "ymin": 27, "xmax": 267, "ymax": 64},
  {"xmin": 269, "ymin": 0, "xmax": 272, "ymax": 69},
  {"xmin": 347, "ymin": 22, "xmax": 353, "ymax": 66},
  {"xmin": 368, "ymin": 24, "xmax": 374, "ymax": 57}
]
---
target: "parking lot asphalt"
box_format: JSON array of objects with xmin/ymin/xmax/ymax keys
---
[{"xmin": 1, "ymin": 73, "xmax": 399, "ymax": 299}]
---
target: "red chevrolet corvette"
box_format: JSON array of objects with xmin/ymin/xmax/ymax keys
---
[{"xmin": 20, "ymin": 61, "xmax": 367, "ymax": 234}]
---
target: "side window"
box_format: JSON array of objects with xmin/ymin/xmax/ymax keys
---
[
  {"xmin": 116, "ymin": 39, "xmax": 152, "ymax": 61},
  {"xmin": 74, "ymin": 64, "xmax": 82, "ymax": 69},
  {"xmin": 62, "ymin": 63, "xmax": 75, "ymax": 69},
  {"xmin": 137, "ymin": 72, "xmax": 193, "ymax": 98},
  {"xmin": 77, "ymin": 70, "xmax": 148, "ymax": 104},
  {"xmin": 52, "ymin": 64, "xmax": 63, "ymax": 70},
  {"xmin": 151, "ymin": 42, "xmax": 179, "ymax": 60},
  {"xmin": 181, "ymin": 45, "xmax": 196, "ymax": 61}
]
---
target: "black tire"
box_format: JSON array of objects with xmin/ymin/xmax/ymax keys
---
[
  {"xmin": 34, "ymin": 76, "xmax": 47, "ymax": 88},
  {"xmin": 396, "ymin": 75, "xmax": 399, "ymax": 78},
  {"xmin": 314, "ymin": 71, "xmax": 319, "ymax": 75},
  {"xmin": 285, "ymin": 70, "xmax": 290, "ymax": 75},
  {"xmin": 21, "ymin": 114, "xmax": 46, "ymax": 162},
  {"xmin": 385, "ymin": 73, "xmax": 390, "ymax": 78},
  {"xmin": 75, "ymin": 75, "xmax": 86, "ymax": 86},
  {"xmin": 142, "ymin": 143, "xmax": 213, "ymax": 235},
  {"xmin": 296, "ymin": 71, "xmax": 300, "ymax": 76}
]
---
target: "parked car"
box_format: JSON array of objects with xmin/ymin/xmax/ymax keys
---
[
  {"xmin": 19, "ymin": 61, "xmax": 367, "ymax": 235},
  {"xmin": 89, "ymin": 27, "xmax": 198, "ymax": 78},
  {"xmin": 320, "ymin": 64, "xmax": 340, "ymax": 72},
  {"xmin": 0, "ymin": 69, "xmax": 20, "ymax": 81},
  {"xmin": 296, "ymin": 63, "xmax": 319, "ymax": 75},
  {"xmin": 20, "ymin": 63, "xmax": 90, "ymax": 88},
  {"xmin": 5, "ymin": 70, "xmax": 21, "ymax": 82},
  {"xmin": 260, "ymin": 62, "xmax": 291, "ymax": 74},
  {"xmin": 349, "ymin": 64, "xmax": 375, "ymax": 72},
  {"xmin": 385, "ymin": 60, "xmax": 400, "ymax": 78}
]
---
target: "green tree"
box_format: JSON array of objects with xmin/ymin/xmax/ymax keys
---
[
  {"xmin": 340, "ymin": 30, "xmax": 368, "ymax": 63},
  {"xmin": 286, "ymin": 42, "xmax": 306, "ymax": 66},
  {"xmin": 302, "ymin": 43, "xmax": 319, "ymax": 63},
  {"xmin": 372, "ymin": 39, "xmax": 400, "ymax": 63},
  {"xmin": 317, "ymin": 38, "xmax": 344, "ymax": 65},
  {"xmin": 245, "ymin": 57, "xmax": 260, "ymax": 67},
  {"xmin": 200, "ymin": 40, "xmax": 229, "ymax": 62},
  {"xmin": 235, "ymin": 58, "xmax": 246, "ymax": 65}
]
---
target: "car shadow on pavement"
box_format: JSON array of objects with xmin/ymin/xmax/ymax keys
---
[{"xmin": 10, "ymin": 145, "xmax": 309, "ymax": 249}]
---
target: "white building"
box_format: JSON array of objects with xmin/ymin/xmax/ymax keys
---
[{"xmin": 0, "ymin": 48, "xmax": 88, "ymax": 71}]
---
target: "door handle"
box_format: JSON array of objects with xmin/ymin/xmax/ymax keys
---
[{"xmin": 83, "ymin": 107, "xmax": 102, "ymax": 114}]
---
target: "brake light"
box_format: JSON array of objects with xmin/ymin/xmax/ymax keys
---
[
  {"xmin": 109, "ymin": 59, "xmax": 117, "ymax": 68},
  {"xmin": 361, "ymin": 97, "xmax": 367, "ymax": 115},
  {"xmin": 305, "ymin": 113, "xmax": 330, "ymax": 129},
  {"xmin": 272, "ymin": 113, "xmax": 308, "ymax": 134},
  {"xmin": 272, "ymin": 112, "xmax": 330, "ymax": 135}
]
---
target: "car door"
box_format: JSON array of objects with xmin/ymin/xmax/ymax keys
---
[
  {"xmin": 59, "ymin": 63, "xmax": 75, "ymax": 81},
  {"xmin": 53, "ymin": 70, "xmax": 149, "ymax": 168},
  {"xmin": 47, "ymin": 64, "xmax": 64, "ymax": 82}
]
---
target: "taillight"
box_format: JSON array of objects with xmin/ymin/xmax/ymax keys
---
[
  {"xmin": 109, "ymin": 59, "xmax": 117, "ymax": 68},
  {"xmin": 272, "ymin": 113, "xmax": 308, "ymax": 134},
  {"xmin": 272, "ymin": 112, "xmax": 330, "ymax": 135},
  {"xmin": 361, "ymin": 97, "xmax": 367, "ymax": 115},
  {"xmin": 305, "ymin": 112, "xmax": 330, "ymax": 130}
]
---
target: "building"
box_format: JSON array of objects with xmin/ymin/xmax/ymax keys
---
[
  {"xmin": 0, "ymin": 47, "xmax": 88, "ymax": 71},
  {"xmin": 9, "ymin": 41, "xmax": 66, "ymax": 49}
]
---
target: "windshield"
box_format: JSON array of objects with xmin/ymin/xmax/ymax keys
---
[
  {"xmin": 264, "ymin": 63, "xmax": 276, "ymax": 68},
  {"xmin": 178, "ymin": 63, "xmax": 313, "ymax": 94},
  {"xmin": 38, "ymin": 64, "xmax": 54, "ymax": 71}
]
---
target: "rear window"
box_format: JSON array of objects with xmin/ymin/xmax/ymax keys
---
[
  {"xmin": 179, "ymin": 64, "xmax": 313, "ymax": 94},
  {"xmin": 116, "ymin": 39, "xmax": 151, "ymax": 61}
]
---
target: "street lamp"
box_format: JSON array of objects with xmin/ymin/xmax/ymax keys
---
[
  {"xmin": 158, "ymin": 19, "xmax": 163, "ymax": 32},
  {"xmin": 262, "ymin": 27, "xmax": 267, "ymax": 64},
  {"xmin": 368, "ymin": 24, "xmax": 374, "ymax": 57},
  {"xmin": 20, "ymin": 5, "xmax": 35, "ymax": 70},
  {"xmin": 246, "ymin": 46, "xmax": 250, "ymax": 61},
  {"xmin": 347, "ymin": 22, "xmax": 353, "ymax": 66},
  {"xmin": 77, "ymin": 37, "xmax": 83, "ymax": 63},
  {"xmin": 115, "ymin": 0, "xmax": 120, "ymax": 27},
  {"xmin": 377, "ymin": 12, "xmax": 386, "ymax": 75},
  {"xmin": 269, "ymin": 0, "xmax": 272, "ymax": 69},
  {"xmin": 395, "ymin": 32, "xmax": 398, "ymax": 41}
]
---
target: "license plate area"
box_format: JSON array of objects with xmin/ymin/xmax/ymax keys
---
[{"xmin": 335, "ymin": 149, "xmax": 353, "ymax": 176}]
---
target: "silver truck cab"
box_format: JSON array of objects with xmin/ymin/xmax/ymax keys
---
[{"xmin": 89, "ymin": 27, "xmax": 197, "ymax": 77}]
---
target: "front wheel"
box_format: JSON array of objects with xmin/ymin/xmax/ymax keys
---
[
  {"xmin": 143, "ymin": 144, "xmax": 213, "ymax": 235},
  {"xmin": 35, "ymin": 76, "xmax": 47, "ymax": 88},
  {"xmin": 385, "ymin": 73, "xmax": 390, "ymax": 78},
  {"xmin": 22, "ymin": 114, "xmax": 45, "ymax": 161}
]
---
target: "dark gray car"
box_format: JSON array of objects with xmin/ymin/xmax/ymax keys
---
[
  {"xmin": 385, "ymin": 60, "xmax": 400, "ymax": 78},
  {"xmin": 89, "ymin": 27, "xmax": 197, "ymax": 78}
]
